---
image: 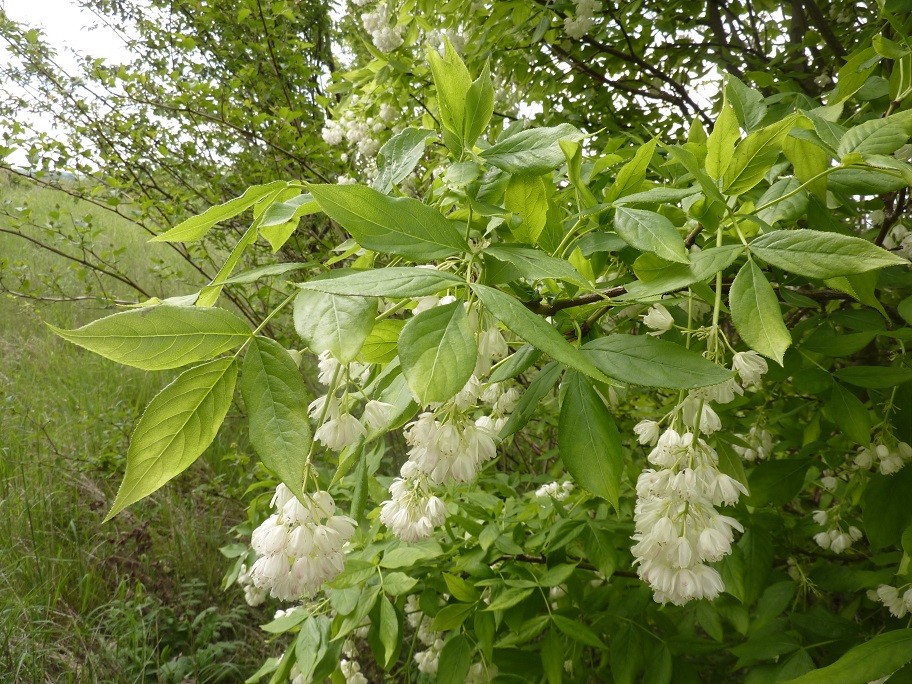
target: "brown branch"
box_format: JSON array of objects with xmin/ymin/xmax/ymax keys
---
[
  {"xmin": 0, "ymin": 227, "xmax": 151, "ymax": 298},
  {"xmin": 800, "ymin": 0, "xmax": 846, "ymax": 58},
  {"xmin": 875, "ymin": 187, "xmax": 908, "ymax": 246}
]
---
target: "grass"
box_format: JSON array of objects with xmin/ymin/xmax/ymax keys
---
[{"xmin": 0, "ymin": 172, "xmax": 273, "ymax": 682}]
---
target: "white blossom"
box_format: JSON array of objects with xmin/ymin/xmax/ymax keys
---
[
  {"xmin": 340, "ymin": 658, "xmax": 368, "ymax": 684},
  {"xmin": 535, "ymin": 481, "xmax": 574, "ymax": 501},
  {"xmin": 362, "ymin": 399, "xmax": 398, "ymax": 432},
  {"xmin": 315, "ymin": 413, "xmax": 367, "ymax": 451},
  {"xmin": 634, "ymin": 419, "xmax": 661, "ymax": 446},
  {"xmin": 380, "ymin": 472, "xmax": 448, "ymax": 542},
  {"xmin": 732, "ymin": 426, "xmax": 773, "ymax": 461},
  {"xmin": 642, "ymin": 303, "xmax": 674, "ymax": 335},
  {"xmin": 248, "ymin": 486, "xmax": 356, "ymax": 601},
  {"xmin": 732, "ymin": 351, "xmax": 768, "ymax": 388},
  {"xmin": 632, "ymin": 428, "xmax": 746, "ymax": 605}
]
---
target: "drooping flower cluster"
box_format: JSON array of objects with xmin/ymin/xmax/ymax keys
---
[
  {"xmin": 732, "ymin": 426, "xmax": 773, "ymax": 462},
  {"xmin": 563, "ymin": 0, "xmax": 601, "ymax": 38},
  {"xmin": 235, "ymin": 563, "xmax": 267, "ymax": 606},
  {"xmin": 406, "ymin": 595, "xmax": 445, "ymax": 675},
  {"xmin": 535, "ymin": 480, "xmax": 574, "ymax": 501},
  {"xmin": 310, "ymin": 351, "xmax": 397, "ymax": 452},
  {"xmin": 248, "ymin": 485, "xmax": 356, "ymax": 601},
  {"xmin": 632, "ymin": 428, "xmax": 747, "ymax": 605},
  {"xmin": 870, "ymin": 584, "xmax": 912, "ymax": 618},
  {"xmin": 362, "ymin": 6, "xmax": 404, "ymax": 52},
  {"xmin": 854, "ymin": 442, "xmax": 912, "ymax": 475},
  {"xmin": 380, "ymin": 303, "xmax": 516, "ymax": 542},
  {"xmin": 811, "ymin": 509, "xmax": 863, "ymax": 553},
  {"xmin": 321, "ymin": 103, "xmax": 386, "ymax": 159}
]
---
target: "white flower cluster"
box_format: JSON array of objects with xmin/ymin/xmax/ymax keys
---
[
  {"xmin": 340, "ymin": 658, "xmax": 368, "ymax": 684},
  {"xmin": 870, "ymin": 584, "xmax": 912, "ymax": 618},
  {"xmin": 535, "ymin": 480, "xmax": 574, "ymax": 501},
  {"xmin": 248, "ymin": 485, "xmax": 356, "ymax": 601},
  {"xmin": 321, "ymin": 106, "xmax": 385, "ymax": 158},
  {"xmin": 310, "ymin": 351, "xmax": 398, "ymax": 452},
  {"xmin": 632, "ymin": 428, "xmax": 747, "ymax": 605},
  {"xmin": 406, "ymin": 595, "xmax": 445, "ymax": 675},
  {"xmin": 564, "ymin": 0, "xmax": 601, "ymax": 38},
  {"xmin": 426, "ymin": 28, "xmax": 467, "ymax": 55},
  {"xmin": 732, "ymin": 426, "xmax": 774, "ymax": 462},
  {"xmin": 362, "ymin": 7, "xmax": 404, "ymax": 53},
  {"xmin": 380, "ymin": 305, "xmax": 515, "ymax": 542},
  {"xmin": 811, "ymin": 510, "xmax": 863, "ymax": 553},
  {"xmin": 677, "ymin": 351, "xmax": 768, "ymax": 435},
  {"xmin": 235, "ymin": 563, "xmax": 267, "ymax": 606},
  {"xmin": 854, "ymin": 442, "xmax": 912, "ymax": 475},
  {"xmin": 883, "ymin": 223, "xmax": 912, "ymax": 260}
]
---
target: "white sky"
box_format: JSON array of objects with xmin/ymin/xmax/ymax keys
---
[{"xmin": 2, "ymin": 0, "xmax": 134, "ymax": 64}]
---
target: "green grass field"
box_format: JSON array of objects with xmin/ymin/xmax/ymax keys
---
[{"xmin": 0, "ymin": 173, "xmax": 271, "ymax": 682}]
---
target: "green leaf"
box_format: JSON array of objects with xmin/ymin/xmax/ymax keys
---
[
  {"xmin": 427, "ymin": 38, "xmax": 472, "ymax": 149},
  {"xmin": 504, "ymin": 174, "xmax": 549, "ymax": 244},
  {"xmin": 222, "ymin": 262, "xmax": 310, "ymax": 285},
  {"xmin": 297, "ymin": 267, "xmax": 464, "ymax": 298},
  {"xmin": 432, "ymin": 603, "xmax": 476, "ymax": 631},
  {"xmin": 613, "ymin": 207, "xmax": 689, "ymax": 264},
  {"xmin": 729, "ymin": 260, "xmax": 791, "ymax": 365},
  {"xmin": 484, "ymin": 244, "xmax": 587, "ymax": 285},
  {"xmin": 541, "ymin": 630, "xmax": 563, "ymax": 684},
  {"xmin": 621, "ymin": 245, "xmax": 745, "ymax": 300},
  {"xmin": 582, "ymin": 335, "xmax": 732, "ymax": 388},
  {"xmin": 499, "ymin": 361, "xmax": 561, "ymax": 438},
  {"xmin": 373, "ymin": 128, "xmax": 436, "ymax": 194},
  {"xmin": 605, "ymin": 138, "xmax": 658, "ymax": 202},
  {"xmin": 558, "ymin": 371, "xmax": 623, "ymax": 508},
  {"xmin": 484, "ymin": 587, "xmax": 535, "ymax": 611},
  {"xmin": 444, "ymin": 573, "xmax": 480, "ymax": 603},
  {"xmin": 756, "ymin": 178, "xmax": 808, "ymax": 227},
  {"xmin": 722, "ymin": 117, "xmax": 797, "ymax": 195},
  {"xmin": 706, "ymin": 94, "xmax": 740, "ymax": 179},
  {"xmin": 49, "ymin": 305, "xmax": 251, "ymax": 371},
  {"xmin": 151, "ymin": 180, "xmax": 288, "ymax": 242},
  {"xmin": 613, "ymin": 185, "xmax": 701, "ymax": 206},
  {"xmin": 838, "ymin": 117, "xmax": 911, "ymax": 158},
  {"xmin": 784, "ymin": 629, "xmax": 912, "ymax": 684},
  {"xmin": 437, "ymin": 635, "xmax": 473, "ymax": 684},
  {"xmin": 746, "ymin": 459, "xmax": 811, "ymax": 508},
  {"xmin": 471, "ymin": 284, "xmax": 611, "ymax": 384},
  {"xmin": 309, "ymin": 184, "xmax": 469, "ymax": 260},
  {"xmin": 464, "ymin": 62, "xmax": 494, "ymax": 148},
  {"xmin": 726, "ymin": 74, "xmax": 767, "ymax": 130},
  {"xmin": 358, "ymin": 319, "xmax": 404, "ymax": 365},
  {"xmin": 293, "ymin": 289, "xmax": 377, "ymax": 363},
  {"xmin": 749, "ymin": 229, "xmax": 906, "ymax": 279},
  {"xmin": 551, "ymin": 614, "xmax": 606, "ymax": 648},
  {"xmin": 481, "ymin": 124, "xmax": 585, "ymax": 174},
  {"xmin": 610, "ymin": 622, "xmax": 645, "ymax": 684},
  {"xmin": 241, "ymin": 338, "xmax": 311, "ymax": 499},
  {"xmin": 105, "ymin": 357, "xmax": 238, "ymax": 520},
  {"xmin": 826, "ymin": 383, "xmax": 871, "ymax": 445},
  {"xmin": 381, "ymin": 572, "xmax": 418, "ymax": 596},
  {"xmin": 378, "ymin": 596, "xmax": 399, "ymax": 669},
  {"xmin": 488, "ymin": 344, "xmax": 541, "ymax": 383},
  {"xmin": 398, "ymin": 301, "xmax": 477, "ymax": 405},
  {"xmin": 863, "ymin": 469, "xmax": 912, "ymax": 549},
  {"xmin": 835, "ymin": 366, "xmax": 912, "ymax": 388},
  {"xmin": 260, "ymin": 193, "xmax": 319, "ymax": 228}
]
